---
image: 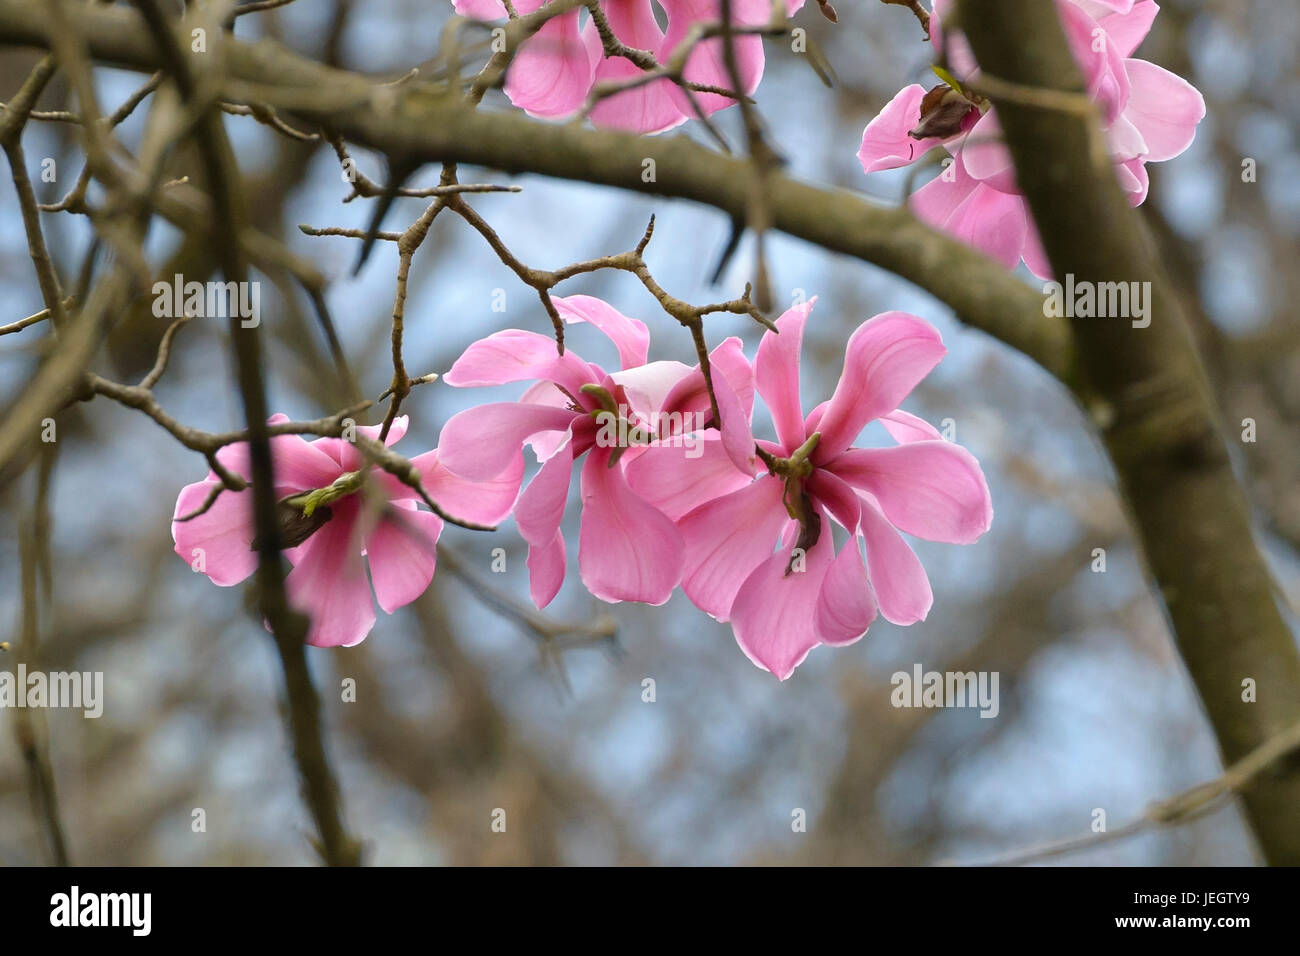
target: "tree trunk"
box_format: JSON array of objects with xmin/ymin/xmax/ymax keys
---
[{"xmin": 958, "ymin": 0, "xmax": 1300, "ymax": 863}]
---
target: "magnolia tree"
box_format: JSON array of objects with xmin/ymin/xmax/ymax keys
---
[{"xmin": 1, "ymin": 0, "xmax": 1297, "ymax": 867}]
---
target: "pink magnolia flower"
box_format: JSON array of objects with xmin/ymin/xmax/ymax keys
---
[
  {"xmin": 436, "ymin": 293, "xmax": 753, "ymax": 607},
  {"xmin": 628, "ymin": 298, "xmax": 993, "ymax": 679},
  {"xmin": 171, "ymin": 415, "xmax": 519, "ymax": 647},
  {"xmin": 857, "ymin": 0, "xmax": 1204, "ymax": 277},
  {"xmin": 452, "ymin": 0, "xmax": 804, "ymax": 133}
]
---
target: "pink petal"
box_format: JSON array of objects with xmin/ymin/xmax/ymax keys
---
[
  {"xmin": 345, "ymin": 414, "xmax": 408, "ymax": 448},
  {"xmin": 443, "ymin": 329, "xmax": 560, "ymax": 385},
  {"xmin": 803, "ymin": 399, "xmax": 828, "ymax": 435},
  {"xmin": 908, "ymin": 152, "xmax": 977, "ymax": 221},
  {"xmin": 1106, "ymin": 113, "xmax": 1149, "ymax": 163},
  {"xmin": 171, "ymin": 481, "xmax": 258, "ymax": 586},
  {"xmin": 711, "ymin": 354, "xmax": 759, "ymax": 475},
  {"xmin": 624, "ymin": 436, "xmax": 753, "ymax": 521},
  {"xmin": 515, "ymin": 434, "xmax": 574, "ymax": 549},
  {"xmin": 577, "ymin": 446, "xmax": 684, "ymax": 605},
  {"xmin": 610, "ymin": 360, "xmax": 694, "ymax": 421},
  {"xmin": 437, "ymin": 402, "xmax": 577, "ymax": 481},
  {"xmin": 1115, "ymin": 155, "xmax": 1150, "ymax": 206},
  {"xmin": 655, "ymin": 354, "xmax": 756, "ymax": 476},
  {"xmin": 584, "ymin": 2, "xmax": 687, "ymax": 134},
  {"xmin": 910, "ymin": 155, "xmax": 1030, "ymax": 270},
  {"xmin": 881, "ymin": 408, "xmax": 943, "ymax": 444},
  {"xmin": 527, "ymin": 529, "xmax": 568, "ymax": 608},
  {"xmin": 809, "ymin": 465, "xmax": 861, "ymax": 533},
  {"xmin": 660, "ymin": 336, "xmax": 755, "ymax": 422},
  {"xmin": 678, "ymin": 475, "xmax": 787, "ymax": 620},
  {"xmin": 828, "ymin": 441, "xmax": 993, "ymax": 544},
  {"xmin": 317, "ymin": 415, "xmax": 410, "ymax": 473},
  {"xmin": 858, "ymin": 85, "xmax": 948, "ymax": 173},
  {"xmin": 452, "ymin": 0, "xmax": 507, "ymax": 18},
  {"xmin": 662, "ymin": 0, "xmax": 768, "ymax": 118},
  {"xmin": 365, "ymin": 503, "xmax": 443, "ymax": 614},
  {"xmin": 517, "ymin": 438, "xmax": 573, "ymax": 607},
  {"xmin": 216, "ymin": 414, "xmax": 341, "ymax": 490},
  {"xmin": 519, "ymin": 380, "xmax": 582, "ymax": 460},
  {"xmin": 959, "ymin": 110, "xmax": 1019, "ymax": 193},
  {"xmin": 813, "ymin": 468, "xmax": 918, "ymax": 622},
  {"xmin": 815, "ymin": 538, "xmax": 876, "ymax": 646},
  {"xmin": 553, "ymin": 294, "xmax": 650, "ymax": 369},
  {"xmin": 1080, "ymin": 0, "xmax": 1135, "ymax": 12},
  {"xmin": 1097, "ymin": 0, "xmax": 1158, "ymax": 58},
  {"xmin": 813, "ymin": 311, "xmax": 946, "ymax": 463},
  {"xmin": 708, "ymin": 336, "xmax": 756, "ymax": 419},
  {"xmin": 856, "ymin": 496, "xmax": 933, "ymax": 626},
  {"xmin": 505, "ymin": 11, "xmax": 597, "ymax": 118},
  {"xmin": 444, "ymin": 328, "xmax": 594, "ymax": 400},
  {"xmin": 1022, "ymin": 221, "xmax": 1054, "ymax": 280},
  {"xmin": 1060, "ymin": 0, "xmax": 1129, "ymax": 125},
  {"xmin": 519, "ymin": 379, "xmax": 572, "ymax": 408},
  {"xmin": 404, "ymin": 448, "xmax": 523, "ymax": 525},
  {"xmin": 754, "ymin": 298, "xmax": 816, "ymax": 453},
  {"xmin": 1121, "ymin": 58, "xmax": 1205, "ymax": 162},
  {"xmin": 538, "ymin": 405, "xmax": 598, "ymax": 465},
  {"xmin": 284, "ymin": 498, "xmax": 377, "ymax": 647},
  {"xmin": 729, "ymin": 516, "xmax": 834, "ymax": 680}
]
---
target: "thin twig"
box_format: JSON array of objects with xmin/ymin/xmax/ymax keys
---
[{"xmin": 950, "ymin": 719, "xmax": 1300, "ymax": 866}]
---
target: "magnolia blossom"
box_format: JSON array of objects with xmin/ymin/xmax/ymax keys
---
[
  {"xmin": 857, "ymin": 0, "xmax": 1204, "ymax": 276},
  {"xmin": 437, "ymin": 294, "xmax": 752, "ymax": 607},
  {"xmin": 453, "ymin": 0, "xmax": 804, "ymax": 133},
  {"xmin": 628, "ymin": 299, "xmax": 993, "ymax": 679},
  {"xmin": 172, "ymin": 415, "xmax": 519, "ymax": 647}
]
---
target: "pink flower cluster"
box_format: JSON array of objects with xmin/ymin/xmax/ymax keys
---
[
  {"xmin": 173, "ymin": 294, "xmax": 992, "ymax": 679},
  {"xmin": 857, "ymin": 0, "xmax": 1205, "ymax": 276},
  {"xmin": 453, "ymin": 0, "xmax": 804, "ymax": 133}
]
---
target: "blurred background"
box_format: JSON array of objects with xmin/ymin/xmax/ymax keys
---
[{"xmin": 1, "ymin": 0, "xmax": 1297, "ymax": 865}]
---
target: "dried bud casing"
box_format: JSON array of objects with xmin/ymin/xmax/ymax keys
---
[
  {"xmin": 251, "ymin": 499, "xmax": 335, "ymax": 551},
  {"xmin": 909, "ymin": 84, "xmax": 977, "ymax": 140}
]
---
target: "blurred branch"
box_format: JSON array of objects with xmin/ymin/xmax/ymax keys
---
[
  {"xmin": 437, "ymin": 545, "xmax": 617, "ymax": 647},
  {"xmin": 1, "ymin": 56, "xmax": 67, "ymax": 330},
  {"xmin": 719, "ymin": 0, "xmax": 778, "ymax": 310},
  {"xmin": 128, "ymin": 0, "xmax": 361, "ymax": 866},
  {"xmin": 11, "ymin": 444, "xmax": 71, "ymax": 866},
  {"xmin": 0, "ymin": 297, "xmax": 72, "ymax": 336}
]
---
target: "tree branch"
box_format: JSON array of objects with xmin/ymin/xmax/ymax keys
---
[{"xmin": 0, "ymin": 0, "xmax": 1074, "ymax": 382}]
